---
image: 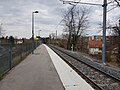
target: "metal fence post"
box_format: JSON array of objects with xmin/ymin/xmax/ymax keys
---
[
  {"xmin": 28, "ymin": 44, "xmax": 30, "ymax": 54},
  {"xmin": 31, "ymin": 43, "xmax": 33, "ymax": 53},
  {"xmin": 26, "ymin": 44, "xmax": 27, "ymax": 56},
  {"xmin": 20, "ymin": 44, "xmax": 22, "ymax": 60},
  {"xmin": 32, "ymin": 42, "xmax": 34, "ymax": 54},
  {"xmin": 9, "ymin": 44, "xmax": 12, "ymax": 70},
  {"xmin": 30, "ymin": 43, "xmax": 31, "ymax": 53}
]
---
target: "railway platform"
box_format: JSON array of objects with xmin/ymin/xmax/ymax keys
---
[{"xmin": 0, "ymin": 44, "xmax": 94, "ymax": 90}]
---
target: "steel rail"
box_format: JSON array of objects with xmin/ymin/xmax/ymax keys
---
[
  {"xmin": 49, "ymin": 45, "xmax": 103, "ymax": 90},
  {"xmin": 48, "ymin": 45, "xmax": 120, "ymax": 90}
]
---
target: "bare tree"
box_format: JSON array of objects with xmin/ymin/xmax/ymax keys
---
[
  {"xmin": 0, "ymin": 23, "xmax": 4, "ymax": 38},
  {"xmin": 114, "ymin": 0, "xmax": 120, "ymax": 7},
  {"xmin": 73, "ymin": 7, "xmax": 89, "ymax": 50},
  {"xmin": 109, "ymin": 19, "xmax": 120, "ymax": 62},
  {"xmin": 63, "ymin": 8, "xmax": 73, "ymax": 50},
  {"xmin": 110, "ymin": 19, "xmax": 120, "ymax": 62},
  {"xmin": 63, "ymin": 6, "xmax": 89, "ymax": 50}
]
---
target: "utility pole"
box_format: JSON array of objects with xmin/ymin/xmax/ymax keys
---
[
  {"xmin": 60, "ymin": 0, "xmax": 109, "ymax": 64},
  {"xmin": 38, "ymin": 30, "xmax": 41, "ymax": 37},
  {"xmin": 56, "ymin": 30, "xmax": 57, "ymax": 39},
  {"xmin": 0, "ymin": 23, "xmax": 3, "ymax": 38},
  {"xmin": 0, "ymin": 26, "xmax": 1, "ymax": 38},
  {"xmin": 119, "ymin": 19, "xmax": 120, "ymax": 28},
  {"xmin": 102, "ymin": 0, "xmax": 107, "ymax": 65}
]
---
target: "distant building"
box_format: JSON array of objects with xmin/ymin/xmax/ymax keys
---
[{"xmin": 88, "ymin": 41, "xmax": 102, "ymax": 55}]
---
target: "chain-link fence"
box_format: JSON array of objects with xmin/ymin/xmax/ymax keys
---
[{"xmin": 0, "ymin": 42, "xmax": 40, "ymax": 77}]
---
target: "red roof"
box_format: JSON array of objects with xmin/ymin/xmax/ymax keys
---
[{"xmin": 88, "ymin": 41, "xmax": 102, "ymax": 48}]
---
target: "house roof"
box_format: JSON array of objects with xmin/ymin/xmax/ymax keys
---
[{"xmin": 88, "ymin": 41, "xmax": 102, "ymax": 48}]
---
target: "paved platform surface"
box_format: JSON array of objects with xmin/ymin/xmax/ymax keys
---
[
  {"xmin": 0, "ymin": 45, "xmax": 65, "ymax": 90},
  {"xmin": 0, "ymin": 44, "xmax": 94, "ymax": 90}
]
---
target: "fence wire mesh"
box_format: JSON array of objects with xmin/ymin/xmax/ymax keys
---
[{"xmin": 0, "ymin": 42, "xmax": 40, "ymax": 77}]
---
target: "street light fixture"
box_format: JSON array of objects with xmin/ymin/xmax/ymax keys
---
[{"xmin": 32, "ymin": 10, "xmax": 39, "ymax": 54}]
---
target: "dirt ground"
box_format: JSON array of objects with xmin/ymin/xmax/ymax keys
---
[{"xmin": 77, "ymin": 51, "xmax": 120, "ymax": 70}]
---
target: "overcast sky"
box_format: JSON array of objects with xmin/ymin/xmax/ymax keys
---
[{"xmin": 0, "ymin": 0, "xmax": 120, "ymax": 38}]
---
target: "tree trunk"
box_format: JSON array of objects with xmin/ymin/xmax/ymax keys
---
[
  {"xmin": 73, "ymin": 35, "xmax": 79, "ymax": 51},
  {"xmin": 118, "ymin": 20, "xmax": 120, "ymax": 63},
  {"xmin": 117, "ymin": 32, "xmax": 120, "ymax": 63},
  {"xmin": 67, "ymin": 31, "xmax": 72, "ymax": 50}
]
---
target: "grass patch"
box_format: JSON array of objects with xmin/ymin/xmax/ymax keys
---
[{"xmin": 0, "ymin": 69, "xmax": 10, "ymax": 81}]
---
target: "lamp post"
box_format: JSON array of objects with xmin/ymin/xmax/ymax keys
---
[
  {"xmin": 32, "ymin": 11, "xmax": 39, "ymax": 54},
  {"xmin": 38, "ymin": 30, "xmax": 42, "ymax": 37},
  {"xmin": 32, "ymin": 11, "xmax": 39, "ymax": 39}
]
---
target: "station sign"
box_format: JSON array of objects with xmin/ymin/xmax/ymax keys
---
[{"xmin": 34, "ymin": 38, "xmax": 39, "ymax": 41}]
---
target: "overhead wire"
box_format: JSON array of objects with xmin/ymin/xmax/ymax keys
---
[
  {"xmin": 107, "ymin": 5, "xmax": 118, "ymax": 12},
  {"xmin": 55, "ymin": 0, "xmax": 103, "ymax": 30},
  {"xmin": 54, "ymin": 0, "xmax": 80, "ymax": 29},
  {"xmin": 55, "ymin": 0, "xmax": 120, "ymax": 33}
]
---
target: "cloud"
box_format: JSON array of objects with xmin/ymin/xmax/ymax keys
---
[
  {"xmin": 0, "ymin": 0, "xmax": 119, "ymax": 38},
  {"xmin": 0, "ymin": 0, "xmax": 64, "ymax": 38}
]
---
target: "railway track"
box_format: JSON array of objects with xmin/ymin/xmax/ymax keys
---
[{"xmin": 48, "ymin": 45, "xmax": 120, "ymax": 90}]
